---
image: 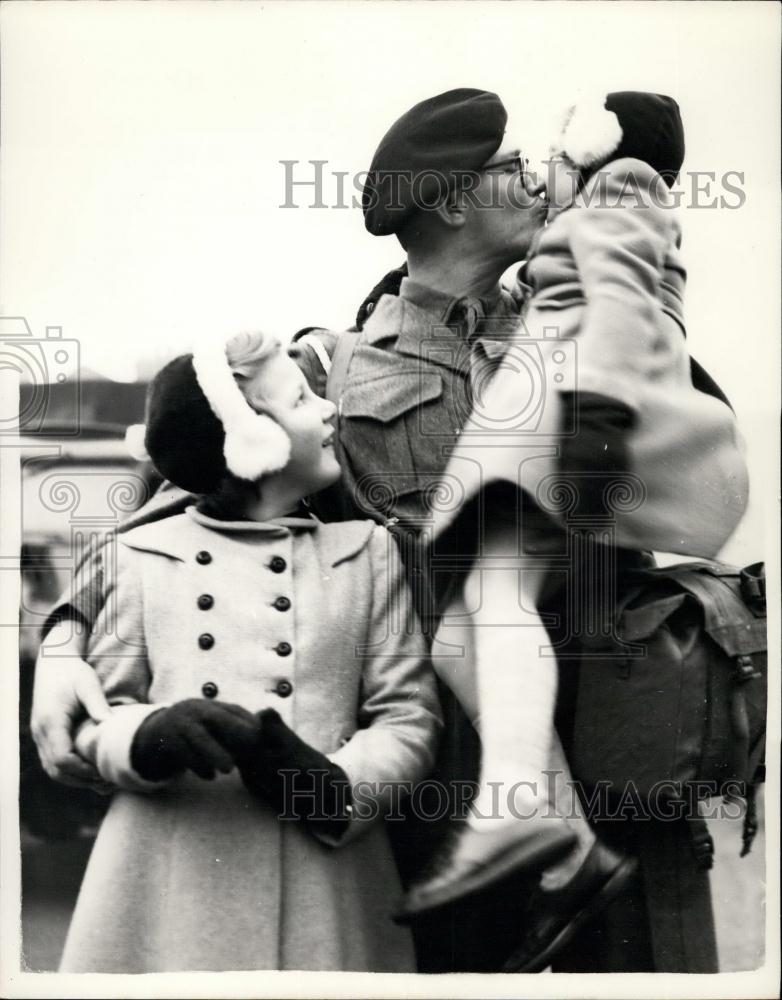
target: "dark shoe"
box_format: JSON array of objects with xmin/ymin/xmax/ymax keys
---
[
  {"xmin": 502, "ymin": 840, "xmax": 638, "ymax": 973},
  {"xmin": 395, "ymin": 819, "xmax": 577, "ymax": 923}
]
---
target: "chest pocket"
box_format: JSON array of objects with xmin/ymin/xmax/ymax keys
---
[{"xmin": 340, "ymin": 371, "xmax": 456, "ymax": 513}]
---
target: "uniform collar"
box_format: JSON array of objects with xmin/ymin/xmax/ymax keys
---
[
  {"xmin": 399, "ymin": 277, "xmax": 506, "ymax": 324},
  {"xmin": 362, "ymin": 277, "xmax": 521, "ymax": 371}
]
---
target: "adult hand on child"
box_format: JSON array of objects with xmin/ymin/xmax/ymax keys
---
[
  {"xmin": 32, "ymin": 648, "xmax": 112, "ymax": 790},
  {"xmin": 130, "ymin": 699, "xmax": 257, "ymax": 782}
]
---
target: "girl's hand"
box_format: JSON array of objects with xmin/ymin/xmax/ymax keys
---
[
  {"xmin": 130, "ymin": 699, "xmax": 257, "ymax": 782},
  {"xmin": 238, "ymin": 709, "xmax": 352, "ymax": 836}
]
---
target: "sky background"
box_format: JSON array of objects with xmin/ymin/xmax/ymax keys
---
[{"xmin": 1, "ymin": 0, "xmax": 779, "ymax": 566}]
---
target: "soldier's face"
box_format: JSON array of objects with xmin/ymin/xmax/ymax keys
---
[
  {"xmin": 467, "ymin": 144, "xmax": 548, "ymax": 263},
  {"xmin": 240, "ymin": 349, "xmax": 341, "ymax": 496}
]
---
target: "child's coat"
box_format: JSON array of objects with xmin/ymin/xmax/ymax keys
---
[
  {"xmin": 435, "ymin": 157, "xmax": 748, "ymax": 557},
  {"xmin": 60, "ymin": 508, "xmax": 442, "ymax": 972}
]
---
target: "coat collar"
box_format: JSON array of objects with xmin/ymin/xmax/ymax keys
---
[{"xmin": 119, "ymin": 507, "xmax": 375, "ymax": 568}]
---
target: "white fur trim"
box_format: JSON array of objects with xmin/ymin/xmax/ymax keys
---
[
  {"xmin": 86, "ymin": 704, "xmax": 172, "ymax": 792},
  {"xmin": 125, "ymin": 423, "xmax": 150, "ymax": 462},
  {"xmin": 554, "ymin": 99, "xmax": 623, "ymax": 169},
  {"xmin": 192, "ymin": 342, "xmax": 291, "ymax": 481}
]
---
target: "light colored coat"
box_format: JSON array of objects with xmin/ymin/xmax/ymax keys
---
[
  {"xmin": 435, "ymin": 158, "xmax": 749, "ymax": 557},
  {"xmin": 60, "ymin": 508, "xmax": 442, "ymax": 973}
]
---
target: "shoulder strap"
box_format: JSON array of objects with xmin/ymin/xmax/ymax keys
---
[
  {"xmin": 662, "ymin": 565, "xmax": 766, "ymax": 657},
  {"xmin": 326, "ymin": 331, "xmax": 360, "ymax": 408},
  {"xmin": 296, "ymin": 332, "xmax": 333, "ymax": 379}
]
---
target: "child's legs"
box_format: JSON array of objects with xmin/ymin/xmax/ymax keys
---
[
  {"xmin": 462, "ymin": 558, "xmax": 558, "ymax": 821},
  {"xmin": 542, "ymin": 729, "xmax": 596, "ymax": 886},
  {"xmin": 431, "ymin": 590, "xmax": 480, "ymax": 726},
  {"xmin": 434, "ymin": 556, "xmax": 595, "ymax": 855}
]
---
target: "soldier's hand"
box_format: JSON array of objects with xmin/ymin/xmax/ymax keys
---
[{"xmin": 32, "ymin": 652, "xmax": 112, "ymax": 791}]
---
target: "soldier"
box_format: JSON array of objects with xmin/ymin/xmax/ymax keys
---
[{"xmin": 32, "ymin": 87, "xmax": 730, "ymax": 972}]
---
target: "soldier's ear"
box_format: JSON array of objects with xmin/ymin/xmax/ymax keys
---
[{"xmin": 434, "ymin": 188, "xmax": 468, "ymax": 230}]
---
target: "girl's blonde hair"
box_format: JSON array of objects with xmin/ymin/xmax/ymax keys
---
[
  {"xmin": 195, "ymin": 330, "xmax": 284, "ymax": 520},
  {"xmin": 225, "ymin": 330, "xmax": 281, "ymax": 381}
]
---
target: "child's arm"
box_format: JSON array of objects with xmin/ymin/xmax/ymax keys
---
[{"xmin": 322, "ymin": 525, "xmax": 444, "ymax": 844}]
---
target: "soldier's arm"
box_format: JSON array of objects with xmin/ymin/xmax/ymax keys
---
[{"xmin": 32, "ymin": 539, "xmax": 114, "ymax": 787}]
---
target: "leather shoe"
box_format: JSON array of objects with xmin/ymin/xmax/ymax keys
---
[
  {"xmin": 395, "ymin": 818, "xmax": 577, "ymax": 922},
  {"xmin": 502, "ymin": 840, "xmax": 638, "ymax": 972}
]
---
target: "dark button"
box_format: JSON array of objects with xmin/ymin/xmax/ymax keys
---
[
  {"xmin": 273, "ymin": 596, "xmax": 291, "ymax": 612},
  {"xmin": 274, "ymin": 641, "xmax": 292, "ymax": 657},
  {"xmin": 269, "ymin": 556, "xmax": 287, "ymax": 574},
  {"xmin": 198, "ymin": 633, "xmax": 215, "ymax": 650},
  {"xmin": 275, "ymin": 679, "xmax": 293, "ymax": 698},
  {"xmin": 201, "ymin": 681, "xmax": 218, "ymax": 699},
  {"xmin": 197, "ymin": 594, "xmax": 214, "ymax": 611},
  {"xmin": 196, "ymin": 550, "xmax": 212, "ymax": 565}
]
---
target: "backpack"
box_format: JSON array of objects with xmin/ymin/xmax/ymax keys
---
[{"xmin": 571, "ymin": 560, "xmax": 767, "ymax": 860}]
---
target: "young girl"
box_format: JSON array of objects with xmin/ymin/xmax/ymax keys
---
[
  {"xmin": 58, "ymin": 331, "xmax": 442, "ymax": 973},
  {"xmin": 400, "ymin": 93, "xmax": 749, "ymax": 953}
]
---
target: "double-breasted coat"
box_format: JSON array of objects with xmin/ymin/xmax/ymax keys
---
[{"xmin": 59, "ymin": 508, "xmax": 442, "ymax": 973}]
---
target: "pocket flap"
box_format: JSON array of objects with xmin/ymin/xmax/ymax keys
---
[{"xmin": 341, "ymin": 372, "xmax": 443, "ymax": 422}]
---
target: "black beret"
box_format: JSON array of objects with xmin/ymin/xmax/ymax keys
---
[
  {"xmin": 144, "ymin": 354, "xmax": 227, "ymax": 495},
  {"xmin": 362, "ymin": 88, "xmax": 508, "ymax": 236}
]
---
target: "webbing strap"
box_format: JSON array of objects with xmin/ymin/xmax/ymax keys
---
[
  {"xmin": 664, "ymin": 567, "xmax": 765, "ymax": 657},
  {"xmin": 326, "ymin": 332, "xmax": 359, "ymax": 409},
  {"xmin": 296, "ymin": 332, "xmax": 333, "ymax": 379}
]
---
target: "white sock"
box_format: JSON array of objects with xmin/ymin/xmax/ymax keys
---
[{"xmin": 464, "ymin": 562, "xmax": 558, "ymax": 828}]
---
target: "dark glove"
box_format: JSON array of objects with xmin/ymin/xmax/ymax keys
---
[
  {"xmin": 559, "ymin": 391, "xmax": 635, "ymax": 517},
  {"xmin": 238, "ymin": 708, "xmax": 352, "ymax": 838},
  {"xmin": 130, "ymin": 699, "xmax": 257, "ymax": 782}
]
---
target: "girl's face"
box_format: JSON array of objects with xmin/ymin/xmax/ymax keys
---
[
  {"xmin": 546, "ymin": 154, "xmax": 581, "ymax": 219},
  {"xmin": 240, "ymin": 347, "xmax": 341, "ymax": 497}
]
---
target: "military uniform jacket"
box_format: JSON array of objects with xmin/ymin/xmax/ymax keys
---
[
  {"xmin": 293, "ymin": 277, "xmax": 523, "ymax": 532},
  {"xmin": 59, "ymin": 508, "xmax": 442, "ymax": 973}
]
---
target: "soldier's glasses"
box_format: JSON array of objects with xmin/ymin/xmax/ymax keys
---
[{"xmin": 481, "ymin": 154, "xmax": 529, "ymax": 180}]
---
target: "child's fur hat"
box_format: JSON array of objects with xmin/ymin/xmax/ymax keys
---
[
  {"xmin": 553, "ymin": 91, "xmax": 685, "ymax": 188},
  {"xmin": 126, "ymin": 342, "xmax": 290, "ymax": 494}
]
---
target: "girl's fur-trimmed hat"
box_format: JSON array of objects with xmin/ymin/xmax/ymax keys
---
[
  {"xmin": 127, "ymin": 342, "xmax": 291, "ymax": 495},
  {"xmin": 553, "ymin": 90, "xmax": 685, "ymax": 187}
]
